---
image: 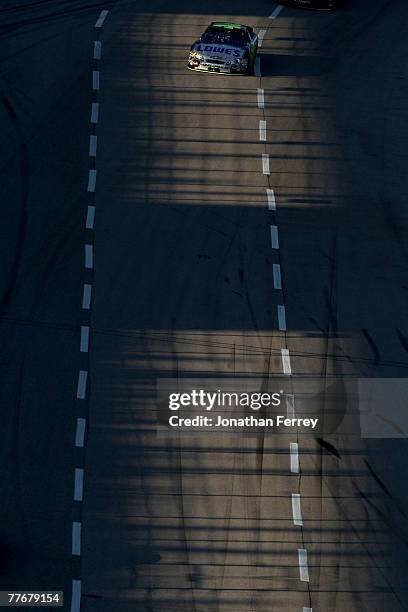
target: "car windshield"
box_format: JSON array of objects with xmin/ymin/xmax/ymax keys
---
[{"xmin": 201, "ymin": 28, "xmax": 247, "ymax": 48}]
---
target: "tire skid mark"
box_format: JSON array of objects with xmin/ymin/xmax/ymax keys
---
[{"xmin": 0, "ymin": 95, "xmax": 29, "ymax": 320}]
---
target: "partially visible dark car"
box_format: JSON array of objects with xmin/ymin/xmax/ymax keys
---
[{"xmin": 277, "ymin": 0, "xmax": 341, "ymax": 9}]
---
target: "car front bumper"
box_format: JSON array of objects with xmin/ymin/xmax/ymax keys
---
[{"xmin": 187, "ymin": 58, "xmax": 247, "ymax": 74}]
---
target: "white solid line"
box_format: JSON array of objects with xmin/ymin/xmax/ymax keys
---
[
  {"xmin": 286, "ymin": 393, "xmax": 295, "ymax": 418},
  {"xmin": 90, "ymin": 102, "xmax": 99, "ymax": 124},
  {"xmin": 298, "ymin": 548, "xmax": 310, "ymax": 582},
  {"xmin": 74, "ymin": 468, "xmax": 84, "ymax": 501},
  {"xmin": 95, "ymin": 9, "xmax": 109, "ymax": 28},
  {"xmin": 86, "ymin": 205, "xmax": 95, "ymax": 229},
  {"xmin": 292, "ymin": 493, "xmax": 303, "ymax": 526},
  {"xmin": 93, "ymin": 40, "xmax": 102, "ymax": 60},
  {"xmin": 258, "ymin": 29, "xmax": 266, "ymax": 47},
  {"xmin": 290, "ymin": 442, "xmax": 299, "ymax": 473},
  {"xmin": 269, "ymin": 5, "xmax": 284, "ymax": 19},
  {"xmin": 259, "ymin": 120, "xmax": 267, "ymax": 142},
  {"xmin": 85, "ymin": 244, "xmax": 93, "ymax": 269},
  {"xmin": 72, "ymin": 522, "xmax": 82, "ymax": 556},
  {"xmin": 281, "ymin": 348, "xmax": 291, "ymax": 374},
  {"xmin": 92, "ymin": 70, "xmax": 100, "ymax": 90},
  {"xmin": 254, "ymin": 56, "xmax": 261, "ymax": 77},
  {"xmin": 70, "ymin": 580, "xmax": 81, "ymax": 612},
  {"xmin": 277, "ymin": 305, "xmax": 287, "ymax": 331},
  {"xmin": 273, "ymin": 264, "xmax": 282, "ymax": 290},
  {"xmin": 267, "ymin": 188, "xmax": 276, "ymax": 210},
  {"xmin": 76, "ymin": 370, "xmax": 88, "ymax": 400},
  {"xmin": 80, "ymin": 326, "xmax": 90, "ymax": 353},
  {"xmin": 87, "ymin": 169, "xmax": 97, "ymax": 192},
  {"xmin": 82, "ymin": 284, "xmax": 92, "ymax": 310},
  {"xmin": 262, "ymin": 153, "xmax": 270, "ymax": 175},
  {"xmin": 89, "ymin": 134, "xmax": 97, "ymax": 157},
  {"xmin": 257, "ymin": 88, "xmax": 264, "ymax": 108},
  {"xmin": 270, "ymin": 225, "xmax": 279, "ymax": 249},
  {"xmin": 75, "ymin": 418, "xmax": 86, "ymax": 447}
]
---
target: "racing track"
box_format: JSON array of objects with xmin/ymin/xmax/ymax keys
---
[{"xmin": 1, "ymin": 0, "xmax": 408, "ymax": 611}]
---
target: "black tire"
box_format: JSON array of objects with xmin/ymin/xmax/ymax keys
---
[
  {"xmin": 246, "ymin": 51, "xmax": 255, "ymax": 76},
  {"xmin": 253, "ymin": 44, "xmax": 258, "ymax": 71}
]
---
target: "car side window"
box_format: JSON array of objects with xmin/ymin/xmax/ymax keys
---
[{"xmin": 243, "ymin": 32, "xmax": 250, "ymax": 45}]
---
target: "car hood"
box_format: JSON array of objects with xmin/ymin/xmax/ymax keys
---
[{"xmin": 192, "ymin": 42, "xmax": 245, "ymax": 60}]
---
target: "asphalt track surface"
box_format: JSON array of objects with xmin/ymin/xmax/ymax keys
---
[{"xmin": 1, "ymin": 0, "xmax": 408, "ymax": 610}]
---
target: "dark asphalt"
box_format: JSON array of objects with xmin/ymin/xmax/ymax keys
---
[{"xmin": 0, "ymin": 0, "xmax": 408, "ymax": 610}]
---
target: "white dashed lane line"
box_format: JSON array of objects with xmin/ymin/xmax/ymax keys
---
[
  {"xmin": 257, "ymin": 88, "xmax": 265, "ymax": 108},
  {"xmin": 87, "ymin": 169, "xmax": 97, "ymax": 192},
  {"xmin": 286, "ymin": 393, "xmax": 295, "ymax": 418},
  {"xmin": 86, "ymin": 205, "xmax": 95, "ymax": 229},
  {"xmin": 290, "ymin": 442, "xmax": 300, "ymax": 474},
  {"xmin": 277, "ymin": 304, "xmax": 287, "ymax": 331},
  {"xmin": 92, "ymin": 70, "xmax": 100, "ymax": 91},
  {"xmin": 273, "ymin": 263, "xmax": 281, "ymax": 290},
  {"xmin": 269, "ymin": 5, "xmax": 284, "ymax": 19},
  {"xmin": 75, "ymin": 418, "xmax": 86, "ymax": 447},
  {"xmin": 85, "ymin": 244, "xmax": 93, "ymax": 269},
  {"xmin": 76, "ymin": 370, "xmax": 88, "ymax": 400},
  {"xmin": 298, "ymin": 548, "xmax": 310, "ymax": 582},
  {"xmin": 82, "ymin": 284, "xmax": 92, "ymax": 310},
  {"xmin": 93, "ymin": 40, "xmax": 102, "ymax": 60},
  {"xmin": 70, "ymin": 580, "xmax": 81, "ymax": 612},
  {"xmin": 266, "ymin": 188, "xmax": 276, "ymax": 210},
  {"xmin": 90, "ymin": 102, "xmax": 99, "ymax": 124},
  {"xmin": 74, "ymin": 468, "xmax": 84, "ymax": 502},
  {"xmin": 80, "ymin": 325, "xmax": 90, "ymax": 353},
  {"xmin": 258, "ymin": 29, "xmax": 266, "ymax": 47},
  {"xmin": 281, "ymin": 348, "xmax": 291, "ymax": 374},
  {"xmin": 292, "ymin": 493, "xmax": 303, "ymax": 526},
  {"xmin": 270, "ymin": 225, "xmax": 279, "ymax": 249},
  {"xmin": 259, "ymin": 119, "xmax": 267, "ymax": 141},
  {"xmin": 71, "ymin": 10, "xmax": 109, "ymax": 612},
  {"xmin": 262, "ymin": 153, "xmax": 270, "ymax": 174},
  {"xmin": 256, "ymin": 5, "xmax": 311, "ymax": 604},
  {"xmin": 89, "ymin": 134, "xmax": 97, "ymax": 157},
  {"xmin": 95, "ymin": 9, "xmax": 109, "ymax": 28},
  {"xmin": 71, "ymin": 522, "xmax": 82, "ymax": 556}
]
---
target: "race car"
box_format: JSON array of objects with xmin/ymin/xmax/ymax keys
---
[{"xmin": 188, "ymin": 22, "xmax": 258, "ymax": 75}]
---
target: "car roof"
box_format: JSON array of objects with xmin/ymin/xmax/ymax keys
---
[{"xmin": 208, "ymin": 22, "xmax": 251, "ymax": 31}]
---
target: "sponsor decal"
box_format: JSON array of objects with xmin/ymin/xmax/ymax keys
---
[{"xmin": 196, "ymin": 44, "xmax": 241, "ymax": 57}]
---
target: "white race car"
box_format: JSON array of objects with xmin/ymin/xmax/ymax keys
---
[{"xmin": 188, "ymin": 22, "xmax": 258, "ymax": 75}]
